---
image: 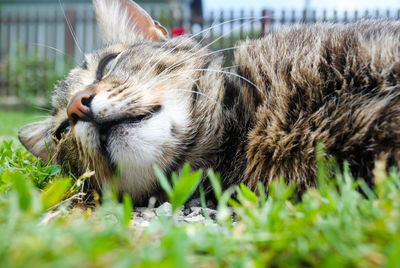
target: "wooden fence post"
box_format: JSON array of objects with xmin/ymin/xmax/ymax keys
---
[
  {"xmin": 261, "ymin": 9, "xmax": 272, "ymax": 37},
  {"xmin": 261, "ymin": 9, "xmax": 267, "ymax": 36},
  {"xmin": 64, "ymin": 7, "xmax": 76, "ymax": 64},
  {"xmin": 6, "ymin": 13, "xmax": 11, "ymax": 96}
]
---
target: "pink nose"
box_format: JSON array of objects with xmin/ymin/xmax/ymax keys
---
[{"xmin": 67, "ymin": 92, "xmax": 94, "ymax": 121}]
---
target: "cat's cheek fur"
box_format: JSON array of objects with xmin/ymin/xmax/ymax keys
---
[
  {"xmin": 73, "ymin": 122, "xmax": 100, "ymax": 157},
  {"xmin": 107, "ymin": 128, "xmax": 163, "ymax": 198},
  {"xmin": 106, "ymin": 108, "xmax": 185, "ymax": 199}
]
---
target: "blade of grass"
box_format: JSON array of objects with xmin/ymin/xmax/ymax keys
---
[
  {"xmin": 207, "ymin": 169, "xmax": 222, "ymax": 201},
  {"xmin": 41, "ymin": 178, "xmax": 71, "ymax": 211},
  {"xmin": 170, "ymin": 163, "xmax": 202, "ymax": 212},
  {"xmin": 154, "ymin": 165, "xmax": 173, "ymax": 197},
  {"xmin": 122, "ymin": 194, "xmax": 133, "ymax": 227}
]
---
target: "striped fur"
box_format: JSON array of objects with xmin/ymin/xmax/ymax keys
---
[{"xmin": 18, "ymin": 0, "xmax": 400, "ymax": 203}]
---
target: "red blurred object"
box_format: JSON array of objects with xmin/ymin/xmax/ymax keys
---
[{"xmin": 171, "ymin": 26, "xmax": 187, "ymax": 36}]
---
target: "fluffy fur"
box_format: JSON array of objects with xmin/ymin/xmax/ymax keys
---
[{"xmin": 18, "ymin": 0, "xmax": 400, "ymax": 204}]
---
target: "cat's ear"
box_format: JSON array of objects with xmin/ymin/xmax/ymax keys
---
[
  {"xmin": 93, "ymin": 0, "xmax": 168, "ymax": 44},
  {"xmin": 18, "ymin": 119, "xmax": 53, "ymax": 162}
]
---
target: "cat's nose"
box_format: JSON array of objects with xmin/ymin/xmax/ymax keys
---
[{"xmin": 67, "ymin": 92, "xmax": 95, "ymax": 122}]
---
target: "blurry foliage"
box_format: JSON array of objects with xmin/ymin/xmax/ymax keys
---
[
  {"xmin": 0, "ymin": 139, "xmax": 399, "ymax": 267},
  {"xmin": 1, "ymin": 49, "xmax": 72, "ymax": 107}
]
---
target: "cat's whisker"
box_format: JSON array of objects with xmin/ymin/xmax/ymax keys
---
[
  {"xmin": 130, "ymin": 70, "xmax": 202, "ymax": 98},
  {"xmin": 29, "ymin": 116, "xmax": 49, "ymax": 121},
  {"xmin": 130, "ymin": 64, "xmax": 263, "ymax": 102},
  {"xmin": 188, "ymin": 67, "xmax": 265, "ymax": 96},
  {"xmin": 184, "ymin": 15, "xmax": 270, "ymax": 57},
  {"xmin": 179, "ymin": 89, "xmax": 221, "ymax": 106},
  {"xmin": 142, "ymin": 41, "xmax": 257, "ymax": 91},
  {"xmin": 124, "ymin": 71, "xmax": 197, "ymax": 101},
  {"xmin": 222, "ymin": 65, "xmax": 240, "ymax": 69},
  {"xmin": 136, "ymin": 42, "xmax": 175, "ymax": 79},
  {"xmin": 138, "ymin": 38, "xmax": 196, "ymax": 80},
  {"xmin": 29, "ymin": 105, "xmax": 52, "ymax": 113},
  {"xmin": 203, "ymin": 65, "xmax": 263, "ymax": 97},
  {"xmin": 170, "ymin": 16, "xmax": 267, "ymax": 62},
  {"xmin": 58, "ymin": 0, "xmax": 83, "ymax": 55},
  {"xmin": 135, "ymin": 20, "xmax": 222, "ymax": 79},
  {"xmin": 140, "ymin": 39, "xmax": 205, "ymax": 82},
  {"xmin": 122, "ymin": 80, "xmax": 222, "ymax": 108},
  {"xmin": 196, "ymin": 15, "xmax": 271, "ymax": 38},
  {"xmin": 32, "ymin": 43, "xmax": 66, "ymax": 55},
  {"xmin": 137, "ymin": 17, "xmax": 225, "ymax": 79},
  {"xmin": 133, "ymin": 45, "xmax": 224, "ymax": 95},
  {"xmin": 102, "ymin": 49, "xmax": 129, "ymax": 80},
  {"xmin": 140, "ymin": 15, "xmax": 271, "ymax": 82},
  {"xmin": 141, "ymin": 45, "xmax": 239, "ymax": 90}
]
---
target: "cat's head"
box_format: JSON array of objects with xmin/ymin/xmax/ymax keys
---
[{"xmin": 18, "ymin": 0, "xmax": 224, "ymax": 202}]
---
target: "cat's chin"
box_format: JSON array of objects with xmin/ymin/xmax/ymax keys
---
[
  {"xmin": 73, "ymin": 119, "xmax": 163, "ymax": 183},
  {"xmin": 71, "ymin": 99, "xmax": 186, "ymax": 199},
  {"xmin": 102, "ymin": 128, "xmax": 165, "ymax": 200}
]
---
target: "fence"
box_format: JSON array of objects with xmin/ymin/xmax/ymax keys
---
[{"xmin": 1, "ymin": 6, "xmax": 400, "ymax": 99}]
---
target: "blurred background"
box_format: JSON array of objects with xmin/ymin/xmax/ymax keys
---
[{"xmin": 0, "ymin": 0, "xmax": 400, "ymax": 108}]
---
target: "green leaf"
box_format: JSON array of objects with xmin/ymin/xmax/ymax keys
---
[
  {"xmin": 13, "ymin": 171, "xmax": 32, "ymax": 211},
  {"xmin": 49, "ymin": 165, "xmax": 62, "ymax": 176},
  {"xmin": 171, "ymin": 172, "xmax": 178, "ymax": 187},
  {"xmin": 41, "ymin": 178, "xmax": 71, "ymax": 210},
  {"xmin": 257, "ymin": 181, "xmax": 267, "ymax": 205},
  {"xmin": 153, "ymin": 165, "xmax": 173, "ymax": 197},
  {"xmin": 171, "ymin": 163, "xmax": 203, "ymax": 212},
  {"xmin": 217, "ymin": 186, "xmax": 235, "ymax": 209},
  {"xmin": 1, "ymin": 169, "xmax": 13, "ymax": 185},
  {"xmin": 0, "ymin": 167, "xmax": 5, "ymax": 178},
  {"xmin": 216, "ymin": 187, "xmax": 235, "ymax": 222},
  {"xmin": 207, "ymin": 169, "xmax": 222, "ymax": 201},
  {"xmin": 199, "ymin": 184, "xmax": 210, "ymax": 220},
  {"xmin": 239, "ymin": 183, "xmax": 258, "ymax": 204},
  {"xmin": 122, "ymin": 194, "xmax": 133, "ymax": 227}
]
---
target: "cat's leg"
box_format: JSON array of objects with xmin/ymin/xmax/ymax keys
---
[{"xmin": 243, "ymin": 96, "xmax": 400, "ymax": 192}]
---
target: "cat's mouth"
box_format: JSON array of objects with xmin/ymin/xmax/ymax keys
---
[
  {"xmin": 94, "ymin": 114, "xmax": 152, "ymax": 172},
  {"xmin": 96, "ymin": 105, "xmax": 162, "ymax": 147},
  {"xmin": 97, "ymin": 114, "xmax": 148, "ymax": 144}
]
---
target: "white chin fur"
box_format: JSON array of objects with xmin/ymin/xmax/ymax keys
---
[
  {"xmin": 106, "ymin": 101, "xmax": 189, "ymax": 199},
  {"xmin": 74, "ymin": 122, "xmax": 99, "ymax": 157},
  {"xmin": 74, "ymin": 94, "xmax": 190, "ymax": 200}
]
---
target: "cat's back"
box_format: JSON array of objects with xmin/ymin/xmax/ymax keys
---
[
  {"xmin": 236, "ymin": 20, "xmax": 400, "ymax": 190},
  {"xmin": 236, "ymin": 20, "xmax": 400, "ymax": 97}
]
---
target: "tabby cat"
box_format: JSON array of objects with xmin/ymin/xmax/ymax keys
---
[{"xmin": 18, "ymin": 0, "xmax": 400, "ymax": 204}]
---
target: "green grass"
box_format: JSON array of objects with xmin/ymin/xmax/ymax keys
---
[
  {"xmin": 0, "ymin": 140, "xmax": 399, "ymax": 267},
  {"xmin": 0, "ymin": 111, "xmax": 400, "ymax": 267},
  {"xmin": 0, "ymin": 109, "xmax": 46, "ymax": 138}
]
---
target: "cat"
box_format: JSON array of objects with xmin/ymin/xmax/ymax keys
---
[{"xmin": 18, "ymin": 0, "xmax": 400, "ymax": 204}]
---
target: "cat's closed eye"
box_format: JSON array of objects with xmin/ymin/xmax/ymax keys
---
[
  {"xmin": 96, "ymin": 53, "xmax": 119, "ymax": 81},
  {"xmin": 55, "ymin": 120, "xmax": 71, "ymax": 140}
]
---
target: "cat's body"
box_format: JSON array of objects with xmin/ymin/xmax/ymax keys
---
[{"xmin": 18, "ymin": 0, "xmax": 400, "ymax": 203}]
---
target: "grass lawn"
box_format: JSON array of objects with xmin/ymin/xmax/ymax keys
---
[
  {"xmin": 0, "ymin": 109, "xmax": 46, "ymax": 139},
  {"xmin": 0, "ymin": 110, "xmax": 399, "ymax": 267}
]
